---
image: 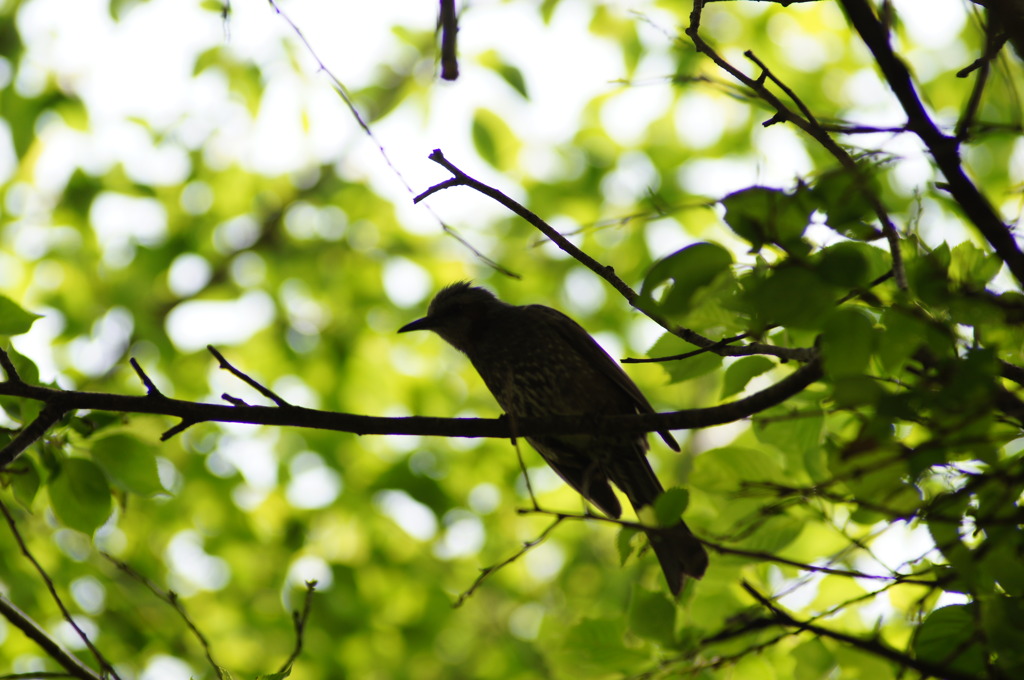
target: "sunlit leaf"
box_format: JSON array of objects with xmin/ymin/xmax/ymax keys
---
[
  {"xmin": 821, "ymin": 307, "xmax": 876, "ymax": 378},
  {"xmin": 647, "ymin": 333, "xmax": 722, "ymax": 383},
  {"xmin": 50, "ymin": 458, "xmax": 113, "ymax": 534},
  {"xmin": 91, "ymin": 434, "xmax": 167, "ymax": 497},
  {"xmin": 722, "ymin": 356, "xmax": 774, "ymax": 398},
  {"xmin": 653, "ymin": 487, "xmax": 690, "ymax": 527},
  {"xmin": 721, "ymin": 186, "xmax": 813, "ymax": 250},
  {"xmin": 914, "ymin": 605, "xmax": 985, "ymax": 676},
  {"xmin": 628, "ymin": 589, "xmax": 676, "ymax": 646},
  {"xmin": 0, "ymin": 297, "xmax": 41, "ymax": 336}
]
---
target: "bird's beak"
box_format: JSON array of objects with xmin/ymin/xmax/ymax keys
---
[{"xmin": 397, "ymin": 316, "xmax": 435, "ymax": 333}]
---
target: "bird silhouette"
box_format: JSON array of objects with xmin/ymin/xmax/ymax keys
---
[{"xmin": 399, "ymin": 282, "xmax": 707, "ymax": 594}]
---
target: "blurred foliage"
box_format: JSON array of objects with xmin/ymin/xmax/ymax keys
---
[{"xmin": 0, "ymin": 0, "xmax": 1022, "ymax": 678}]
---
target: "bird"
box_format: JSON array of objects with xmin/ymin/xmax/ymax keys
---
[{"xmin": 398, "ymin": 281, "xmax": 708, "ymax": 595}]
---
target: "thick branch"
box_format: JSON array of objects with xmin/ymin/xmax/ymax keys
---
[
  {"xmin": 0, "ymin": 357, "xmax": 821, "ymax": 443},
  {"xmin": 838, "ymin": 0, "xmax": 1024, "ymax": 286},
  {"xmin": 438, "ymin": 0, "xmax": 459, "ymax": 80}
]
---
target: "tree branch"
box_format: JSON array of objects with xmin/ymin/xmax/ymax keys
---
[
  {"xmin": 741, "ymin": 581, "xmax": 981, "ymax": 680},
  {"xmin": 0, "ymin": 403, "xmax": 66, "ymax": 470},
  {"xmin": 267, "ymin": 0, "xmax": 516, "ymax": 278},
  {"xmin": 417, "ymin": 149, "xmax": 817, "ymax": 362},
  {"xmin": 453, "ymin": 517, "xmax": 564, "ymax": 607},
  {"xmin": 838, "ymin": 0, "xmax": 1024, "ymax": 286},
  {"xmin": 277, "ymin": 580, "xmax": 317, "ymax": 674},
  {"xmin": 438, "ymin": 0, "xmax": 459, "ymax": 80},
  {"xmin": 0, "ymin": 352, "xmax": 821, "ymax": 444},
  {"xmin": 0, "ymin": 500, "xmax": 120, "ymax": 679},
  {"xmin": 685, "ymin": 2, "xmax": 909, "ymax": 290},
  {"xmin": 102, "ymin": 553, "xmax": 225, "ymax": 679},
  {"xmin": 0, "ymin": 593, "xmax": 102, "ymax": 680}
]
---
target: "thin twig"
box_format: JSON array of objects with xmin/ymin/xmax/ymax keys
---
[
  {"xmin": 418, "ymin": 149, "xmax": 636, "ymax": 300},
  {"xmin": 129, "ymin": 358, "xmax": 162, "ymax": 396},
  {"xmin": 417, "ymin": 149, "xmax": 819, "ymax": 362},
  {"xmin": 161, "ymin": 419, "xmax": 198, "ymax": 440},
  {"xmin": 622, "ymin": 333, "xmax": 751, "ymax": 364},
  {"xmin": 453, "ymin": 517, "xmax": 564, "ymax": 607},
  {"xmin": 101, "ymin": 552, "xmax": 225, "ymax": 679},
  {"xmin": 741, "ymin": 581, "xmax": 980, "ymax": 680},
  {"xmin": 0, "ymin": 500, "xmax": 121, "ymax": 679},
  {"xmin": 220, "ymin": 0, "xmax": 232, "ymax": 42},
  {"xmin": 516, "ymin": 507, "xmax": 935, "ymax": 585},
  {"xmin": 0, "ymin": 347, "xmax": 23, "ymax": 384},
  {"xmin": 277, "ymin": 580, "xmax": 317, "ymax": 674},
  {"xmin": 266, "ymin": 0, "xmax": 516, "ymax": 277},
  {"xmin": 207, "ymin": 345, "xmax": 291, "ymax": 407},
  {"xmin": 744, "ymin": 50, "xmax": 819, "ymax": 127}
]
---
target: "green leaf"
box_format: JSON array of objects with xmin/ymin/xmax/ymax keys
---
[
  {"xmin": 478, "ymin": 50, "xmax": 529, "ymax": 99},
  {"xmin": 983, "ymin": 596, "xmax": 1024, "ymax": 676},
  {"xmin": 50, "ymin": 458, "xmax": 113, "ymax": 534},
  {"xmin": 647, "ymin": 333, "xmax": 722, "ymax": 383},
  {"xmin": 562, "ymin": 618, "xmax": 646, "ymax": 670},
  {"xmin": 746, "ymin": 267, "xmax": 837, "ymax": 330},
  {"xmin": 821, "ymin": 307, "xmax": 876, "ymax": 378},
  {"xmin": 721, "ymin": 186, "xmax": 813, "ymax": 250},
  {"xmin": 540, "ymin": 0, "xmax": 561, "ymax": 22},
  {"xmin": 722, "ymin": 356, "xmax": 775, "ymax": 398},
  {"xmin": 471, "ymin": 109, "xmax": 518, "ymax": 170},
  {"xmin": 878, "ymin": 308, "xmax": 929, "ymax": 372},
  {"xmin": 813, "ymin": 241, "xmax": 889, "ymax": 287},
  {"xmin": 0, "ymin": 347, "xmax": 43, "ymax": 425},
  {"xmin": 792, "ymin": 638, "xmax": 836, "ymax": 680},
  {"xmin": 737, "ymin": 514, "xmax": 803, "ymax": 554},
  {"xmin": 638, "ymin": 242, "xmax": 734, "ymax": 316},
  {"xmin": 0, "ymin": 297, "xmax": 41, "ymax": 336},
  {"xmin": 616, "ymin": 526, "xmax": 641, "ymax": 566},
  {"xmin": 498, "ymin": 64, "xmax": 529, "ymax": 99},
  {"xmin": 980, "ymin": 540, "xmax": 1024, "ymax": 597},
  {"xmin": 256, "ymin": 670, "xmax": 291, "ymax": 680},
  {"xmin": 628, "ymin": 589, "xmax": 677, "ymax": 646},
  {"xmin": 91, "ymin": 434, "xmax": 167, "ymax": 496},
  {"xmin": 690, "ymin": 446, "xmax": 786, "ymax": 493},
  {"xmin": 810, "ymin": 167, "xmax": 882, "ymax": 240},
  {"xmin": 906, "ymin": 247, "xmax": 951, "ymax": 304},
  {"xmin": 754, "ymin": 409, "xmax": 824, "ymax": 476},
  {"xmin": 8, "ymin": 455, "xmax": 41, "ymax": 508},
  {"xmin": 654, "ymin": 488, "xmax": 690, "ymax": 527},
  {"xmin": 928, "ymin": 493, "xmax": 974, "ymax": 575},
  {"xmin": 950, "ymin": 241, "xmax": 1002, "ymax": 287},
  {"xmin": 914, "ymin": 605, "xmax": 985, "ymax": 676},
  {"xmin": 2, "ymin": 345, "xmax": 40, "ymax": 385}
]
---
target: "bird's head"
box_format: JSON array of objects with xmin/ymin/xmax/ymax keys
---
[{"xmin": 398, "ymin": 282, "xmax": 504, "ymax": 352}]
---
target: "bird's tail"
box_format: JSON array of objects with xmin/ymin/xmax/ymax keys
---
[
  {"xmin": 612, "ymin": 455, "xmax": 709, "ymax": 596},
  {"xmin": 645, "ymin": 519, "xmax": 708, "ymax": 596}
]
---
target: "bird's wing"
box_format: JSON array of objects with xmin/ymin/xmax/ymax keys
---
[{"xmin": 527, "ymin": 305, "xmax": 680, "ymax": 451}]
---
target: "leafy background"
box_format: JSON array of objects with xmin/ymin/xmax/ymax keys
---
[{"xmin": 0, "ymin": 0, "xmax": 1022, "ymax": 678}]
